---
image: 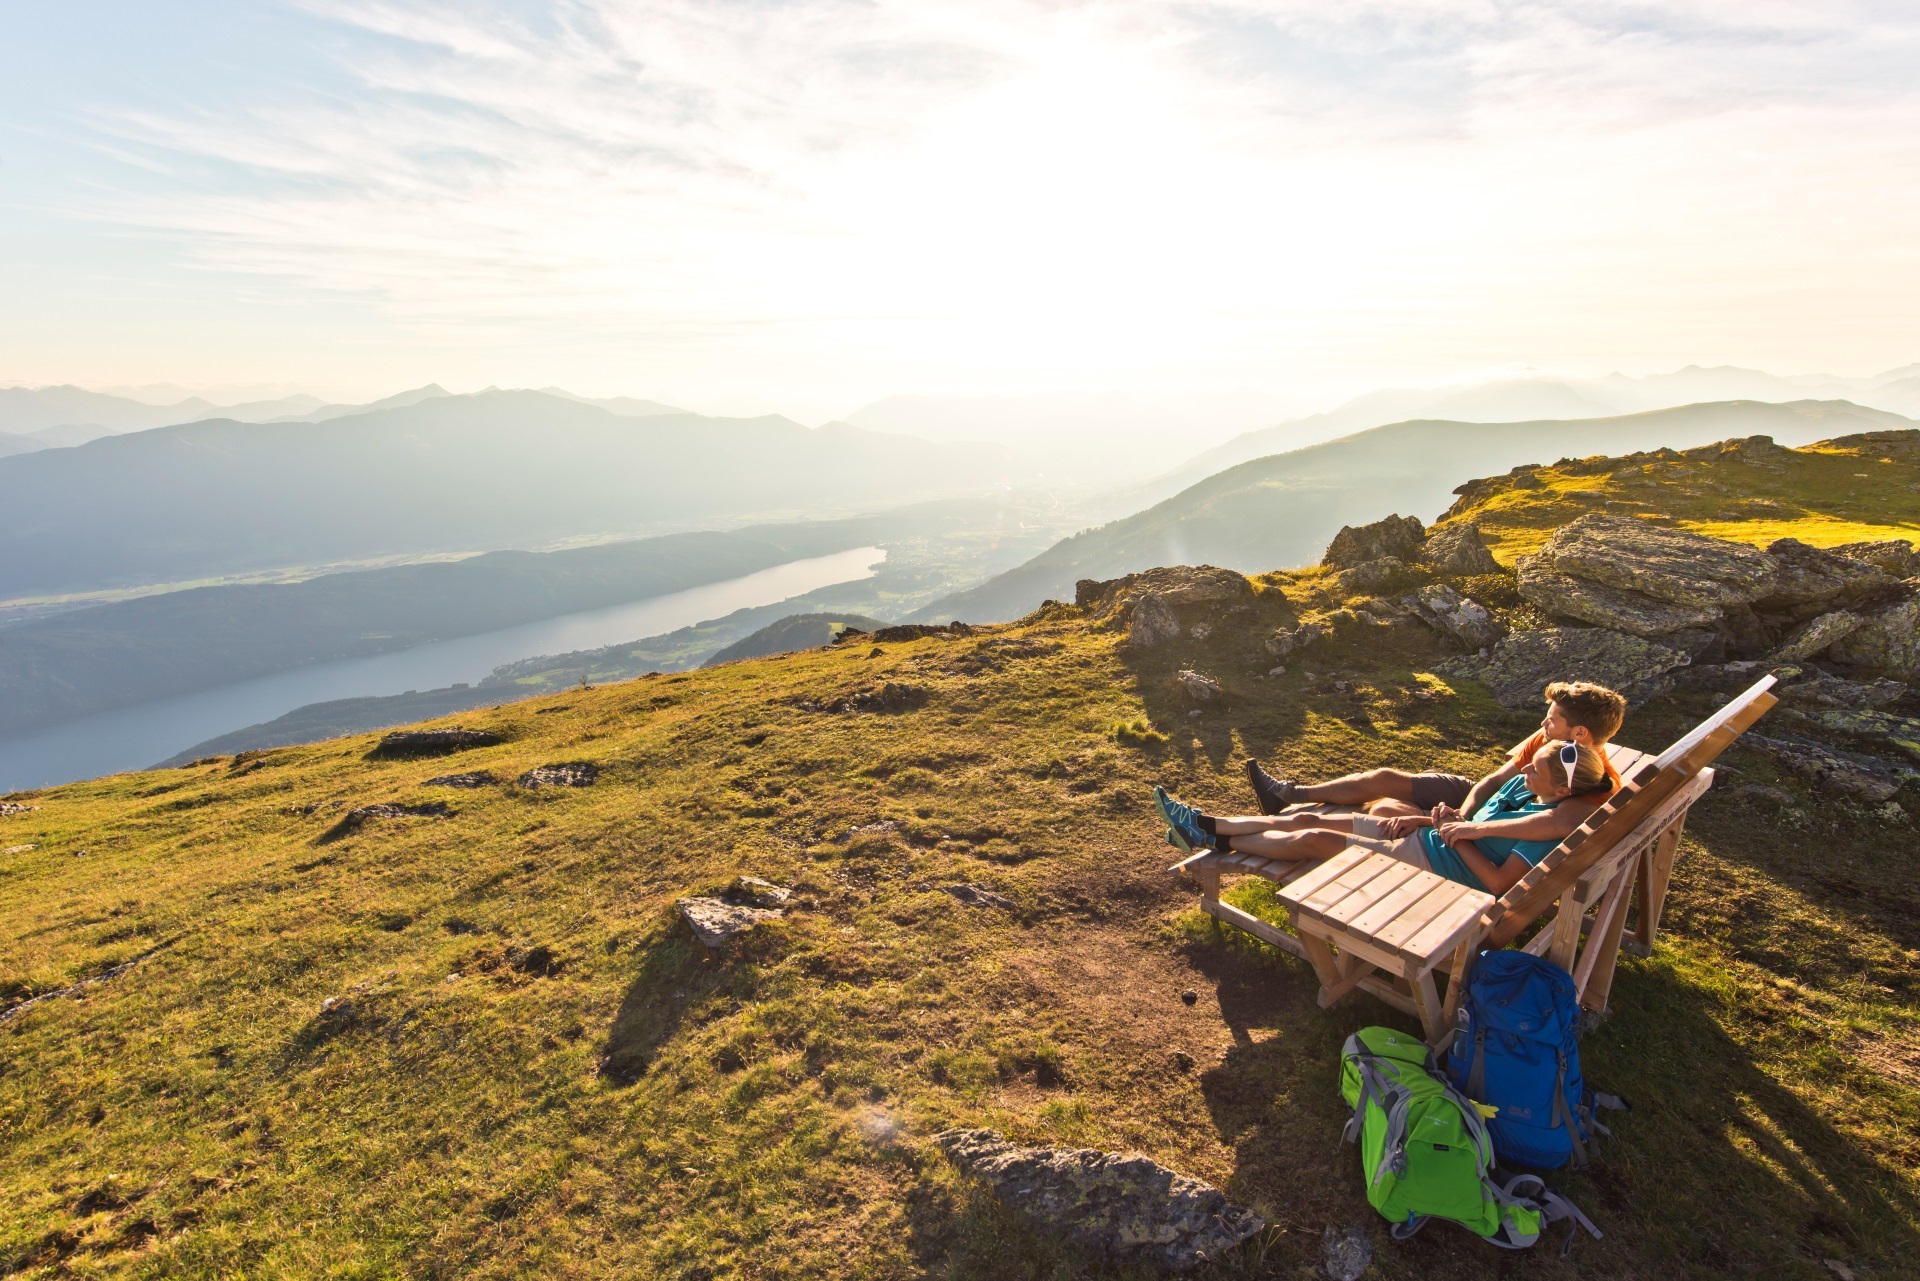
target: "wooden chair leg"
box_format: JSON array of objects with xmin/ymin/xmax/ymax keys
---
[
  {"xmin": 1316, "ymin": 952, "xmax": 1373, "ymax": 1007},
  {"xmin": 1546, "ymin": 882, "xmax": 1595, "ymax": 973},
  {"xmin": 1436, "ymin": 935, "xmax": 1479, "ymax": 1049},
  {"xmin": 1412, "ymin": 970, "xmax": 1448, "ymax": 1046},
  {"xmin": 1197, "ymin": 865, "xmax": 1222, "ymax": 906},
  {"xmin": 1297, "ymin": 928, "xmax": 1347, "ymax": 995},
  {"xmin": 1573, "ymin": 864, "xmax": 1635, "ymax": 1013},
  {"xmin": 1632, "ymin": 820, "xmax": 1686, "ymax": 952}
]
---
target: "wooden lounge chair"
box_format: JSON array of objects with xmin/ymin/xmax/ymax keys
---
[{"xmin": 1173, "ymin": 675, "xmax": 1778, "ymax": 1046}]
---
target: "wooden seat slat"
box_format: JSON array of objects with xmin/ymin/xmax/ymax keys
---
[
  {"xmin": 1321, "ymin": 862, "xmax": 1424, "ymax": 927},
  {"xmin": 1297, "ymin": 852, "xmax": 1401, "ymax": 914},
  {"xmin": 1341, "ymin": 867, "xmax": 1449, "ymax": 936},
  {"xmin": 1402, "ymin": 890, "xmax": 1497, "ymax": 960},
  {"xmin": 1374, "ymin": 879, "xmax": 1482, "ymax": 953},
  {"xmin": 1278, "ymin": 848, "xmax": 1369, "ymax": 903}
]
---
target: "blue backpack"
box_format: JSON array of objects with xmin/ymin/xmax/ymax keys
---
[{"xmin": 1446, "ymin": 951, "xmax": 1625, "ymax": 1170}]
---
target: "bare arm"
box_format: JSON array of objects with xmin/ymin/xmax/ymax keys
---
[
  {"xmin": 1457, "ymin": 760, "xmax": 1521, "ymax": 820},
  {"xmin": 1447, "ymin": 836, "xmax": 1531, "ymax": 895},
  {"xmin": 1438, "ymin": 797, "xmax": 1600, "ymax": 844}
]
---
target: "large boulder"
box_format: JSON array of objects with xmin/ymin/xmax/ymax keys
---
[
  {"xmin": 1323, "ymin": 515, "xmax": 1425, "ymax": 570},
  {"xmin": 1743, "ymin": 734, "xmax": 1918, "ymax": 803},
  {"xmin": 936, "ymin": 1129, "xmax": 1264, "ymax": 1272},
  {"xmin": 1401, "ymin": 584, "xmax": 1504, "ymax": 650},
  {"xmin": 1831, "ymin": 538, "xmax": 1919, "ymax": 579},
  {"xmin": 1516, "ymin": 558, "xmax": 1722, "ymax": 637},
  {"xmin": 1330, "ymin": 556, "xmax": 1415, "ymax": 597},
  {"xmin": 1769, "ymin": 610, "xmax": 1865, "ymax": 663},
  {"xmin": 1076, "ymin": 566, "xmax": 1254, "ymax": 650},
  {"xmin": 1526, "ymin": 514, "xmax": 1777, "ymax": 611},
  {"xmin": 1421, "ymin": 523, "xmax": 1502, "ymax": 577},
  {"xmin": 1755, "ymin": 538, "xmax": 1901, "ymax": 618},
  {"xmin": 1827, "ymin": 597, "xmax": 1920, "ymax": 680},
  {"xmin": 1435, "ymin": 626, "xmax": 1695, "ymax": 709}
]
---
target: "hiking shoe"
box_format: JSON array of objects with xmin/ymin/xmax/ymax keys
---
[
  {"xmin": 1163, "ymin": 825, "xmax": 1195, "ymax": 855},
  {"xmin": 1154, "ymin": 786, "xmax": 1211, "ymax": 852},
  {"xmin": 1245, "ymin": 759, "xmax": 1295, "ymax": 814}
]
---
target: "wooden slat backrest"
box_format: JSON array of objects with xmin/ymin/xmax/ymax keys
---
[{"xmin": 1481, "ymin": 675, "xmax": 1778, "ymax": 949}]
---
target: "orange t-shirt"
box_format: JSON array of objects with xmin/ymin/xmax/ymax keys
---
[{"xmin": 1512, "ymin": 730, "xmax": 1621, "ymax": 799}]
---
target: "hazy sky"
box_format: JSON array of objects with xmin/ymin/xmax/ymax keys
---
[{"xmin": 3, "ymin": 1, "xmax": 1917, "ymax": 419}]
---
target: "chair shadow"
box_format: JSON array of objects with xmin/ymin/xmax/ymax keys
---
[{"xmin": 1174, "ymin": 908, "xmax": 1920, "ymax": 1276}]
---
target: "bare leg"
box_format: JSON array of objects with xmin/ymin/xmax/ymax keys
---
[
  {"xmin": 1368, "ymin": 799, "xmax": 1425, "ymax": 819},
  {"xmin": 1212, "ymin": 813, "xmax": 1357, "ymax": 837},
  {"xmin": 1222, "ymin": 828, "xmax": 1353, "ymax": 863},
  {"xmin": 1292, "ymin": 768, "xmax": 1423, "ymax": 807}
]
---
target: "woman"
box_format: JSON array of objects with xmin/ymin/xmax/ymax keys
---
[{"xmin": 1155, "ymin": 739, "xmax": 1608, "ymax": 895}]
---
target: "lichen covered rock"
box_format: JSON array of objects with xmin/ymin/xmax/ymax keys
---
[
  {"xmin": 1769, "ymin": 610, "xmax": 1865, "ymax": 663},
  {"xmin": 1421, "ymin": 522, "xmax": 1502, "ymax": 576},
  {"xmin": 1528, "ymin": 514, "xmax": 1777, "ymax": 611},
  {"xmin": 1436, "ymin": 626, "xmax": 1694, "ymax": 709},
  {"xmin": 1516, "ymin": 557, "xmax": 1722, "ymax": 637},
  {"xmin": 677, "ymin": 896, "xmax": 784, "ymax": 947},
  {"xmin": 1828, "ymin": 597, "xmax": 1920, "ymax": 680},
  {"xmin": 1757, "ymin": 538, "xmax": 1900, "ymax": 617},
  {"xmin": 1401, "ymin": 583, "xmax": 1503, "ymax": 650},
  {"xmin": 936, "ymin": 1129, "xmax": 1264, "ymax": 1272},
  {"xmin": 1322, "ymin": 514, "xmax": 1425, "ymax": 570}
]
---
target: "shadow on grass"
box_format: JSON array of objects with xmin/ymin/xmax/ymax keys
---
[
  {"xmin": 1172, "ymin": 909, "xmax": 1920, "ymax": 1277},
  {"xmin": 596, "ymin": 926, "xmax": 750, "ymax": 1087}
]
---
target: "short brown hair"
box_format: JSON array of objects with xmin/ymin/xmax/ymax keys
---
[{"xmin": 1545, "ymin": 681, "xmax": 1627, "ymax": 743}]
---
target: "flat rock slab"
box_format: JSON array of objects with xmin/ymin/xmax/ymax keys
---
[
  {"xmin": 678, "ymin": 896, "xmax": 784, "ymax": 947},
  {"xmin": 519, "ymin": 762, "xmax": 599, "ymax": 788},
  {"xmin": 937, "ymin": 1129, "xmax": 1264, "ymax": 1272},
  {"xmin": 373, "ymin": 728, "xmax": 502, "ymax": 757},
  {"xmin": 1746, "ymin": 733, "xmax": 1919, "ymax": 803},
  {"xmin": 0, "ymin": 803, "xmax": 37, "ymax": 817},
  {"xmin": 423, "ymin": 771, "xmax": 498, "ymax": 788},
  {"xmin": 941, "ymin": 883, "xmax": 1015, "ymax": 911},
  {"xmin": 1517, "ymin": 558, "xmax": 1722, "ymax": 637},
  {"xmin": 323, "ymin": 802, "xmax": 453, "ymax": 841},
  {"xmin": 1531, "ymin": 513, "xmax": 1777, "ymax": 609},
  {"xmin": 1438, "ymin": 627, "xmax": 1694, "ymax": 709}
]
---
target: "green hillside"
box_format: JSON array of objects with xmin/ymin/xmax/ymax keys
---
[
  {"xmin": 918, "ymin": 400, "xmax": 1910, "ymax": 623},
  {"xmin": 3, "ymin": 458, "xmax": 1917, "ymax": 1277}
]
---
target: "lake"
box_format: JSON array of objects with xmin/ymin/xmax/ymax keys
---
[{"xmin": 0, "ymin": 546, "xmax": 884, "ymax": 792}]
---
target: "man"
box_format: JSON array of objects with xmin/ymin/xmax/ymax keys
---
[{"xmin": 1244, "ymin": 681, "xmax": 1628, "ymax": 841}]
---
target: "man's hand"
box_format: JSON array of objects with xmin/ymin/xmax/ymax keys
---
[
  {"xmin": 1429, "ymin": 803, "xmax": 1461, "ymax": 825},
  {"xmin": 1436, "ymin": 820, "xmax": 1484, "ymax": 845},
  {"xmin": 1376, "ymin": 814, "xmax": 1434, "ymax": 839}
]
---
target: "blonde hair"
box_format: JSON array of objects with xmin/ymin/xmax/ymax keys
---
[{"xmin": 1534, "ymin": 739, "xmax": 1608, "ymax": 796}]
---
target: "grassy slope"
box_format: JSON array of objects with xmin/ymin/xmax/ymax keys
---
[
  {"xmin": 6, "ymin": 455, "xmax": 1920, "ymax": 1276},
  {"xmin": 1442, "ymin": 431, "xmax": 1920, "ymax": 561}
]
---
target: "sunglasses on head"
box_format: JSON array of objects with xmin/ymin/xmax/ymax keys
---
[{"xmin": 1559, "ymin": 742, "xmax": 1579, "ymax": 790}]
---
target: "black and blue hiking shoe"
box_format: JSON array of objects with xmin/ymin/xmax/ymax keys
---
[
  {"xmin": 1245, "ymin": 758, "xmax": 1296, "ymax": 815},
  {"xmin": 1154, "ymin": 786, "xmax": 1212, "ymax": 854}
]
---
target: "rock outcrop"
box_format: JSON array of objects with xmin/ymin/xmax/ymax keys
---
[
  {"xmin": 1075, "ymin": 566, "xmax": 1254, "ymax": 651},
  {"xmin": 1401, "ymin": 584, "xmax": 1504, "ymax": 650},
  {"xmin": 518, "ymin": 762, "xmax": 600, "ymax": 788},
  {"xmin": 1517, "ymin": 515, "xmax": 1778, "ymax": 638},
  {"xmin": 1828, "ymin": 597, "xmax": 1920, "ymax": 680},
  {"xmin": 371, "ymin": 728, "xmax": 503, "ymax": 757},
  {"xmin": 936, "ymin": 1129, "xmax": 1263, "ymax": 1272},
  {"xmin": 1323, "ymin": 515, "xmax": 1425, "ymax": 569},
  {"xmin": 940, "ymin": 883, "xmax": 1015, "ymax": 911},
  {"xmin": 1436, "ymin": 626, "xmax": 1695, "ymax": 710},
  {"xmin": 678, "ymin": 896, "xmax": 784, "ymax": 947},
  {"xmin": 1420, "ymin": 523, "xmax": 1501, "ymax": 576}
]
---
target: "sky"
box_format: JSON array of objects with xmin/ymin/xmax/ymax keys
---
[{"xmin": 2, "ymin": 0, "xmax": 1917, "ymax": 421}]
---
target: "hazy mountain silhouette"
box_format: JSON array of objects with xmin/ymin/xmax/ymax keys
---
[
  {"xmin": 914, "ymin": 399, "xmax": 1913, "ymax": 623},
  {"xmin": 0, "ymin": 389, "xmax": 1005, "ymax": 597},
  {"xmin": 1159, "ymin": 364, "xmax": 1920, "ymax": 497}
]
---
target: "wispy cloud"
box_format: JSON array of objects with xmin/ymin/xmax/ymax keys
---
[{"xmin": 13, "ymin": 0, "xmax": 1920, "ymax": 405}]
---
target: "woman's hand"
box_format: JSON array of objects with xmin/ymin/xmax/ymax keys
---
[{"xmin": 1429, "ymin": 803, "xmax": 1462, "ymax": 825}]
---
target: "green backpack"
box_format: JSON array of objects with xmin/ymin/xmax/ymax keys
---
[{"xmin": 1339, "ymin": 1027, "xmax": 1601, "ymax": 1255}]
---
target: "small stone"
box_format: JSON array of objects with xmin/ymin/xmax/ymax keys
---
[
  {"xmin": 1824, "ymin": 1260, "xmax": 1855, "ymax": 1281},
  {"xmin": 1175, "ymin": 669, "xmax": 1222, "ymax": 702},
  {"xmin": 319, "ymin": 996, "xmax": 352, "ymax": 1019},
  {"xmin": 1189, "ymin": 621, "xmax": 1213, "ymax": 640},
  {"xmin": 518, "ymin": 762, "xmax": 599, "ymax": 788},
  {"xmin": 677, "ymin": 896, "xmax": 784, "ymax": 947},
  {"xmin": 1269, "ymin": 665, "xmax": 1286, "ymax": 676},
  {"xmin": 1188, "ymin": 709, "xmax": 1203, "ymax": 719},
  {"xmin": 1321, "ymin": 1221, "xmax": 1374, "ymax": 1281},
  {"xmin": 731, "ymin": 876, "xmax": 793, "ymax": 908},
  {"xmin": 1181, "ymin": 989, "xmax": 1198, "ymax": 1006},
  {"xmin": 940, "ymin": 883, "xmax": 1015, "ymax": 911}
]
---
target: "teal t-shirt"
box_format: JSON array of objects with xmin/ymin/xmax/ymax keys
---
[{"xmin": 1417, "ymin": 775, "xmax": 1563, "ymax": 892}]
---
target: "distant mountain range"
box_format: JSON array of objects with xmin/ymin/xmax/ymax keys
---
[
  {"xmin": 0, "ymin": 389, "xmax": 1002, "ymax": 597},
  {"xmin": 914, "ymin": 398, "xmax": 1914, "ymax": 623},
  {"xmin": 0, "ymin": 381, "xmax": 691, "ymax": 456},
  {"xmin": 1155, "ymin": 364, "xmax": 1920, "ymax": 497}
]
